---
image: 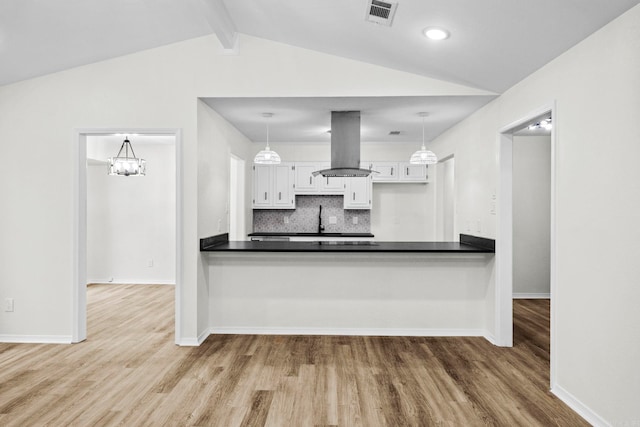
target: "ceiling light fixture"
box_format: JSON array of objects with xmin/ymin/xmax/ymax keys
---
[
  {"xmin": 410, "ymin": 112, "xmax": 438, "ymax": 165},
  {"xmin": 423, "ymin": 27, "xmax": 450, "ymax": 41},
  {"xmin": 528, "ymin": 117, "xmax": 553, "ymax": 131},
  {"xmin": 254, "ymin": 113, "xmax": 281, "ymax": 164},
  {"xmin": 108, "ymin": 136, "xmax": 146, "ymax": 176}
]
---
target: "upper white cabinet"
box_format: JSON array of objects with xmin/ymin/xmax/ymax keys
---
[
  {"xmin": 252, "ymin": 163, "xmax": 295, "ymax": 209},
  {"xmin": 318, "ymin": 163, "xmax": 345, "ymax": 194},
  {"xmin": 365, "ymin": 161, "xmax": 428, "ymax": 183},
  {"xmin": 293, "ymin": 162, "xmax": 318, "ymax": 193},
  {"xmin": 293, "ymin": 162, "xmax": 344, "ymax": 195},
  {"xmin": 344, "ymin": 175, "xmax": 372, "ymax": 210},
  {"xmin": 400, "ymin": 162, "xmax": 428, "ymax": 182},
  {"xmin": 369, "ymin": 161, "xmax": 399, "ymax": 182},
  {"xmin": 252, "ymin": 164, "xmax": 273, "ymax": 208}
]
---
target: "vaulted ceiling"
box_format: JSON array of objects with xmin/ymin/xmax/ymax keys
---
[
  {"xmin": 1, "ymin": 0, "xmax": 636, "ymax": 142},
  {"xmin": 1, "ymin": 0, "xmax": 637, "ymax": 91}
]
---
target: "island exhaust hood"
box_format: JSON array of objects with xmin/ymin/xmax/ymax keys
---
[{"xmin": 312, "ymin": 111, "xmax": 376, "ymax": 178}]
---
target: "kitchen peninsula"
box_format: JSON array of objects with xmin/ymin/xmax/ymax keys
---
[{"xmin": 201, "ymin": 234, "xmax": 496, "ymax": 341}]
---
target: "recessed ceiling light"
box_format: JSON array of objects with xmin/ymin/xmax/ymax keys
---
[{"xmin": 423, "ymin": 27, "xmax": 450, "ymax": 41}]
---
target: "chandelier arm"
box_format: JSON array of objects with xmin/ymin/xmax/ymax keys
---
[
  {"xmin": 127, "ymin": 142, "xmax": 137, "ymax": 159},
  {"xmin": 115, "ymin": 141, "xmax": 127, "ymax": 158}
]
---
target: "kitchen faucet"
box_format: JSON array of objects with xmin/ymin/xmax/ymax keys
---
[{"xmin": 318, "ymin": 205, "xmax": 325, "ymax": 234}]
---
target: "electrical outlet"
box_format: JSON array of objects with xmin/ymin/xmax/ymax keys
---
[
  {"xmin": 5, "ymin": 298, "xmax": 14, "ymax": 312},
  {"xmin": 217, "ymin": 219, "xmax": 222, "ymax": 232},
  {"xmin": 352, "ymin": 216, "xmax": 358, "ymax": 225},
  {"xmin": 329, "ymin": 216, "xmax": 337, "ymax": 224},
  {"xmin": 147, "ymin": 259, "xmax": 154, "ymax": 267},
  {"xmin": 284, "ymin": 216, "xmax": 289, "ymax": 224}
]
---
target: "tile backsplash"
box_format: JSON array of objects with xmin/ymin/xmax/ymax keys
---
[{"xmin": 253, "ymin": 195, "xmax": 370, "ymax": 233}]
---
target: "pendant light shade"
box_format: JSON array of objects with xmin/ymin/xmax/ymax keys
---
[
  {"xmin": 254, "ymin": 113, "xmax": 281, "ymax": 164},
  {"xmin": 108, "ymin": 137, "xmax": 146, "ymax": 176},
  {"xmin": 410, "ymin": 113, "xmax": 438, "ymax": 165}
]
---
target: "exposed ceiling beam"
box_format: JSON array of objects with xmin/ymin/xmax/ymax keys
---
[{"xmin": 199, "ymin": 0, "xmax": 239, "ymax": 52}]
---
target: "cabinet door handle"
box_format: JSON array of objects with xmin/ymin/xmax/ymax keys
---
[
  {"xmin": 278, "ymin": 192, "xmax": 282, "ymax": 200},
  {"xmin": 264, "ymin": 192, "xmax": 267, "ymax": 200},
  {"xmin": 309, "ymin": 176, "xmax": 312, "ymax": 185},
  {"xmin": 406, "ymin": 167, "xmax": 409, "ymax": 176},
  {"xmin": 326, "ymin": 177, "xmax": 329, "ymax": 185},
  {"xmin": 353, "ymin": 192, "xmax": 355, "ymax": 200},
  {"xmin": 391, "ymin": 167, "xmax": 394, "ymax": 176}
]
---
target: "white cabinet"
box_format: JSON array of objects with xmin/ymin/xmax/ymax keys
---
[
  {"xmin": 293, "ymin": 163, "xmax": 318, "ymax": 193},
  {"xmin": 400, "ymin": 162, "xmax": 428, "ymax": 182},
  {"xmin": 273, "ymin": 164, "xmax": 296, "ymax": 208},
  {"xmin": 252, "ymin": 163, "xmax": 295, "ymax": 209},
  {"xmin": 369, "ymin": 161, "xmax": 399, "ymax": 182},
  {"xmin": 293, "ymin": 162, "xmax": 344, "ymax": 195},
  {"xmin": 318, "ymin": 163, "xmax": 345, "ymax": 194},
  {"xmin": 365, "ymin": 161, "xmax": 427, "ymax": 183},
  {"xmin": 252, "ymin": 164, "xmax": 273, "ymax": 208},
  {"xmin": 344, "ymin": 176, "xmax": 372, "ymax": 210}
]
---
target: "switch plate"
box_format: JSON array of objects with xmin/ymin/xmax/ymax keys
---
[
  {"xmin": 352, "ymin": 216, "xmax": 358, "ymax": 225},
  {"xmin": 148, "ymin": 259, "xmax": 154, "ymax": 267},
  {"xmin": 284, "ymin": 216, "xmax": 289, "ymax": 224},
  {"xmin": 5, "ymin": 298, "xmax": 14, "ymax": 312},
  {"xmin": 329, "ymin": 216, "xmax": 337, "ymax": 224}
]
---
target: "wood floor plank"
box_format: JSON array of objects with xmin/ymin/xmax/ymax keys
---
[{"xmin": 0, "ymin": 285, "xmax": 589, "ymax": 426}]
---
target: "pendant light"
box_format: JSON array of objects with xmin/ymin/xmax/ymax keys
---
[
  {"xmin": 108, "ymin": 136, "xmax": 146, "ymax": 176},
  {"xmin": 253, "ymin": 113, "xmax": 281, "ymax": 164},
  {"xmin": 410, "ymin": 112, "xmax": 438, "ymax": 165}
]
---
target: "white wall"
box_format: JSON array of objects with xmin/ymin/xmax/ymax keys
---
[
  {"xmin": 435, "ymin": 157, "xmax": 456, "ymax": 241},
  {"xmin": 259, "ymin": 141, "xmax": 437, "ymax": 241},
  {"xmin": 0, "ymin": 32, "xmax": 486, "ymax": 343},
  {"xmin": 428, "ymin": 5, "xmax": 640, "ymax": 424},
  {"xmin": 512, "ymin": 135, "xmax": 551, "ymax": 297},
  {"xmin": 208, "ymin": 252, "xmax": 494, "ymax": 335},
  {"xmin": 86, "ymin": 138, "xmax": 176, "ymax": 285}
]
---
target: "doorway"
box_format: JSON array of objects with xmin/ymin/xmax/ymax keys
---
[
  {"xmin": 497, "ymin": 104, "xmax": 556, "ymax": 386},
  {"xmin": 74, "ymin": 128, "xmax": 183, "ymax": 344},
  {"xmin": 435, "ymin": 156, "xmax": 456, "ymax": 241},
  {"xmin": 512, "ymin": 133, "xmax": 551, "ymax": 298}
]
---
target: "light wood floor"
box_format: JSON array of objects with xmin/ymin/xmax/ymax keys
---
[{"xmin": 0, "ymin": 284, "xmax": 587, "ymax": 426}]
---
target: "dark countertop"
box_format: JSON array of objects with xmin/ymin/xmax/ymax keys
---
[
  {"xmin": 202, "ymin": 241, "xmax": 493, "ymax": 253},
  {"xmin": 200, "ymin": 233, "xmax": 495, "ymax": 253},
  {"xmin": 248, "ymin": 232, "xmax": 375, "ymax": 238}
]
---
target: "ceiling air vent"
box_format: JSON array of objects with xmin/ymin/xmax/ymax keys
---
[{"xmin": 365, "ymin": 0, "xmax": 398, "ymax": 26}]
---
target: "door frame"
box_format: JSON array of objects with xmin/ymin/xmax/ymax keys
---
[
  {"xmin": 435, "ymin": 154, "xmax": 456, "ymax": 241},
  {"xmin": 497, "ymin": 102, "xmax": 557, "ymax": 386},
  {"xmin": 73, "ymin": 128, "xmax": 183, "ymax": 344}
]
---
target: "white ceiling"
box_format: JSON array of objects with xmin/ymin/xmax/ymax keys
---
[
  {"xmin": 224, "ymin": 0, "xmax": 639, "ymax": 93},
  {"xmin": 203, "ymin": 96, "xmax": 496, "ymax": 144},
  {"xmin": 0, "ymin": 1, "xmax": 634, "ymax": 144},
  {"xmin": 1, "ymin": 0, "xmax": 637, "ymax": 91}
]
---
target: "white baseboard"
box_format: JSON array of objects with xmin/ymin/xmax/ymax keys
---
[
  {"xmin": 209, "ymin": 327, "xmax": 488, "ymax": 338},
  {"xmin": 551, "ymin": 384, "xmax": 610, "ymax": 427},
  {"xmin": 513, "ymin": 293, "xmax": 550, "ymax": 299},
  {"xmin": 177, "ymin": 329, "xmax": 210, "ymax": 346},
  {"xmin": 87, "ymin": 280, "xmax": 175, "ymax": 286},
  {"xmin": 0, "ymin": 335, "xmax": 73, "ymax": 344}
]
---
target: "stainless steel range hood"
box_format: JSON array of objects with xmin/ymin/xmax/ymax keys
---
[{"xmin": 312, "ymin": 111, "xmax": 375, "ymax": 177}]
